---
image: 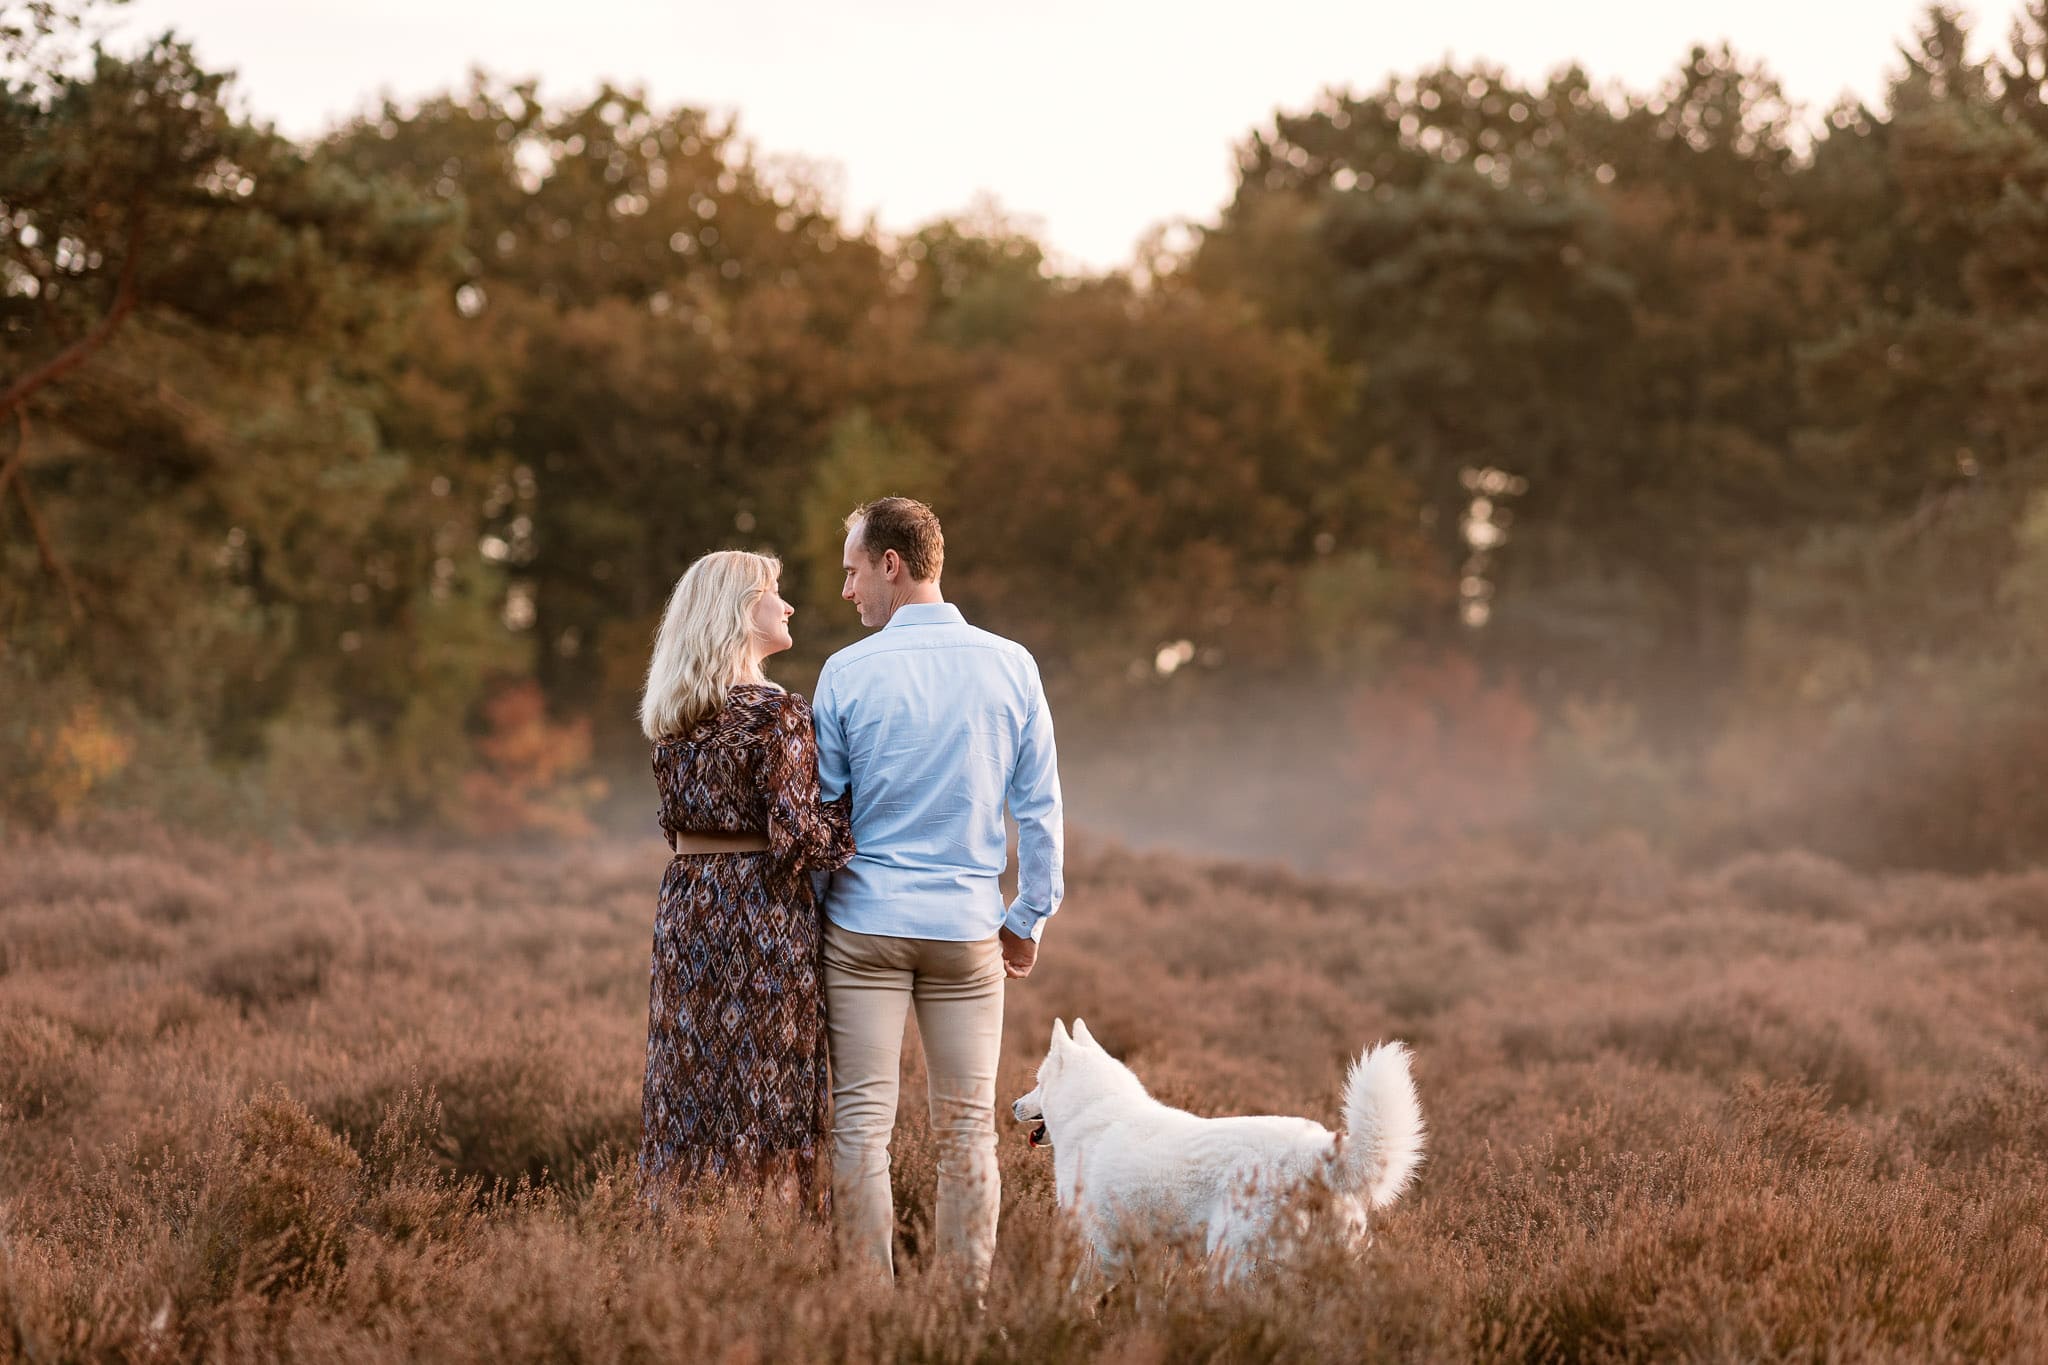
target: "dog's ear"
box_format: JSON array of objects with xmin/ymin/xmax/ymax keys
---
[
  {"xmin": 1072, "ymin": 1018, "xmax": 1096, "ymax": 1049},
  {"xmin": 1051, "ymin": 1019, "xmax": 1070, "ymax": 1050}
]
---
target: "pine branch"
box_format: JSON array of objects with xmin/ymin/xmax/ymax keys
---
[
  {"xmin": 0, "ymin": 408, "xmax": 26, "ymax": 505},
  {"xmin": 0, "ymin": 410, "xmax": 83, "ymax": 620},
  {"xmin": 0, "ymin": 213, "xmax": 144, "ymax": 423},
  {"xmin": 12, "ymin": 480, "xmax": 83, "ymax": 621}
]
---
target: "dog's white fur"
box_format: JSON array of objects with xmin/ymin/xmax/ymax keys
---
[{"xmin": 1011, "ymin": 1019, "xmax": 1424, "ymax": 1282}]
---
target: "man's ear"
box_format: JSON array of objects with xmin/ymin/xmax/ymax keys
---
[{"xmin": 1072, "ymin": 1018, "xmax": 1096, "ymax": 1049}]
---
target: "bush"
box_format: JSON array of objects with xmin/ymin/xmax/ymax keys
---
[
  {"xmin": 1713, "ymin": 849, "xmax": 1869, "ymax": 921},
  {"xmin": 198, "ymin": 925, "xmax": 340, "ymax": 1015},
  {"xmin": 1911, "ymin": 1056, "xmax": 2048, "ymax": 1168},
  {"xmin": 0, "ymin": 1010, "xmax": 91, "ymax": 1122},
  {"xmin": 1984, "ymin": 871, "xmax": 2048, "ymax": 938},
  {"xmin": 199, "ymin": 1090, "xmax": 364, "ymax": 1296}
]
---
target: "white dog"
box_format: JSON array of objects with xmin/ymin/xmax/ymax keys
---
[{"xmin": 1011, "ymin": 1019, "xmax": 1424, "ymax": 1282}]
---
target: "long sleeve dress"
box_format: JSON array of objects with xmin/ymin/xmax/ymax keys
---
[{"xmin": 640, "ymin": 684, "xmax": 854, "ymax": 1215}]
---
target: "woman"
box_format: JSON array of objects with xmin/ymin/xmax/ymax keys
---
[{"xmin": 637, "ymin": 549, "xmax": 853, "ymax": 1215}]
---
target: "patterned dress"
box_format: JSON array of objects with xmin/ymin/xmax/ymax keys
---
[{"xmin": 640, "ymin": 684, "xmax": 854, "ymax": 1215}]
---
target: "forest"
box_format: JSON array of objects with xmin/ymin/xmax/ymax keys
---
[{"xmin": 3, "ymin": 2, "xmax": 2048, "ymax": 875}]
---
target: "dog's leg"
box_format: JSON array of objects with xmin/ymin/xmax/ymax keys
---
[
  {"xmin": 1069, "ymin": 1239, "xmax": 1123, "ymax": 1317},
  {"xmin": 1066, "ymin": 1245, "xmax": 1099, "ymax": 1299},
  {"xmin": 1205, "ymin": 1203, "xmax": 1266, "ymax": 1286},
  {"xmin": 1206, "ymin": 1243, "xmax": 1250, "ymax": 1287},
  {"xmin": 1068, "ymin": 1247, "xmax": 1114, "ymax": 1314}
]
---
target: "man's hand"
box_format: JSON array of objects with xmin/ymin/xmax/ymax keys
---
[{"xmin": 998, "ymin": 926, "xmax": 1038, "ymax": 979}]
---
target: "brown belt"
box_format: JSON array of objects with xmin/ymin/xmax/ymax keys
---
[{"xmin": 669, "ymin": 829, "xmax": 770, "ymax": 856}]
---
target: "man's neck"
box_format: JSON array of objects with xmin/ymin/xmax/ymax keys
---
[{"xmin": 882, "ymin": 583, "xmax": 945, "ymax": 624}]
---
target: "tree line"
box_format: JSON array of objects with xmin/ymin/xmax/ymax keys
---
[{"xmin": 4, "ymin": 2, "xmax": 2046, "ymax": 869}]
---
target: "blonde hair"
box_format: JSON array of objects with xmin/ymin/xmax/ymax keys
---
[{"xmin": 640, "ymin": 550, "xmax": 783, "ymax": 741}]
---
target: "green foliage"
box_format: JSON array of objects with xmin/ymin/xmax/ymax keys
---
[
  {"xmin": 320, "ymin": 78, "xmax": 925, "ymax": 751},
  {"xmin": 793, "ymin": 410, "xmax": 943, "ymax": 621},
  {"xmin": 899, "ymin": 201, "xmax": 1052, "ymax": 347},
  {"xmin": 5, "ymin": 6, "xmax": 2048, "ymax": 868},
  {"xmin": 1293, "ymin": 546, "xmax": 1410, "ymax": 672},
  {"xmin": 1707, "ymin": 465, "xmax": 2048, "ymax": 870},
  {"xmin": 941, "ymin": 279, "xmax": 1408, "ymax": 666},
  {"xmin": 0, "ymin": 33, "xmax": 530, "ymax": 835},
  {"xmin": 1191, "ymin": 46, "xmax": 1865, "ymax": 705}
]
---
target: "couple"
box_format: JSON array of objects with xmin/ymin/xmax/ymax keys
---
[{"xmin": 635, "ymin": 496, "xmax": 1063, "ymax": 1290}]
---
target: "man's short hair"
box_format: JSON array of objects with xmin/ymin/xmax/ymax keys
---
[{"xmin": 847, "ymin": 496, "xmax": 944, "ymax": 582}]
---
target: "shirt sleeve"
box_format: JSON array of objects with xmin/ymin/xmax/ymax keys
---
[
  {"xmin": 1003, "ymin": 660, "xmax": 1065, "ymax": 941},
  {"xmin": 812, "ymin": 664, "xmax": 850, "ymax": 804},
  {"xmin": 764, "ymin": 692, "xmax": 855, "ymax": 875}
]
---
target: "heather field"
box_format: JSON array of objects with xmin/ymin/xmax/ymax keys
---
[{"xmin": 3, "ymin": 828, "xmax": 2047, "ymax": 1363}]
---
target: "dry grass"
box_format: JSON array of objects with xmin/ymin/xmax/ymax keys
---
[{"xmin": 3, "ymin": 827, "xmax": 2045, "ymax": 1362}]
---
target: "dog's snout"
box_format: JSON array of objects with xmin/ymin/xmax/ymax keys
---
[{"xmin": 1012, "ymin": 1093, "xmax": 1041, "ymax": 1122}]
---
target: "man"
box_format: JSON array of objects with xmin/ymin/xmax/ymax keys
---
[{"xmin": 811, "ymin": 495, "xmax": 1065, "ymax": 1290}]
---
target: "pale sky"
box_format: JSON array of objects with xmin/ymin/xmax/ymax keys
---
[{"xmin": 118, "ymin": 1, "xmax": 2019, "ymax": 271}]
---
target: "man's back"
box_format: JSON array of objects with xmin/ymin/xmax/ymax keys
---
[{"xmin": 812, "ymin": 601, "xmax": 1063, "ymax": 942}]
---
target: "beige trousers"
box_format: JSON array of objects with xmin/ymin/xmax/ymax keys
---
[{"xmin": 822, "ymin": 920, "xmax": 1005, "ymax": 1288}]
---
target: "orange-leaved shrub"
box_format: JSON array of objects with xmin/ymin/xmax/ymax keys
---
[{"xmin": 457, "ymin": 681, "xmax": 609, "ymax": 838}]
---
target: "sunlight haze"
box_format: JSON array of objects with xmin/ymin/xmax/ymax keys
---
[{"xmin": 114, "ymin": 1, "xmax": 2022, "ymax": 269}]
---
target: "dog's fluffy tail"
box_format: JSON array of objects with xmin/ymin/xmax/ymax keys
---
[{"xmin": 1337, "ymin": 1041, "xmax": 1425, "ymax": 1209}]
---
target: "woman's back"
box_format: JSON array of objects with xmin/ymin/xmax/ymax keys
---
[{"xmin": 640, "ymin": 682, "xmax": 852, "ymax": 1214}]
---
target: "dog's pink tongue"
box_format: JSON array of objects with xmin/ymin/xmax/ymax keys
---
[{"xmin": 1028, "ymin": 1123, "xmax": 1047, "ymax": 1147}]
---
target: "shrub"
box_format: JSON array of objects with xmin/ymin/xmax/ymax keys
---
[
  {"xmin": 1713, "ymin": 849, "xmax": 1869, "ymax": 921},
  {"xmin": 1910, "ymin": 1056, "xmax": 2048, "ymax": 1168},
  {"xmin": 2, "ymin": 830, "xmax": 2043, "ymax": 1361},
  {"xmin": 456, "ymin": 682, "xmax": 608, "ymax": 839},
  {"xmin": 17, "ymin": 701, "xmax": 135, "ymax": 829},
  {"xmin": 1343, "ymin": 652, "xmax": 1541, "ymax": 874},
  {"xmin": 198, "ymin": 1090, "xmax": 363, "ymax": 1296},
  {"xmin": 0, "ymin": 1011, "xmax": 91, "ymax": 1122},
  {"xmin": 198, "ymin": 925, "xmax": 340, "ymax": 1015},
  {"xmin": 1983, "ymin": 870, "xmax": 2048, "ymax": 938},
  {"xmin": 1599, "ymin": 992, "xmax": 1887, "ymax": 1110}
]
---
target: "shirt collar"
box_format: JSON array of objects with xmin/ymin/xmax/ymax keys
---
[{"xmin": 883, "ymin": 601, "xmax": 965, "ymax": 630}]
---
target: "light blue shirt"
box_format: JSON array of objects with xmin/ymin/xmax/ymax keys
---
[{"xmin": 812, "ymin": 601, "xmax": 1065, "ymax": 942}]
